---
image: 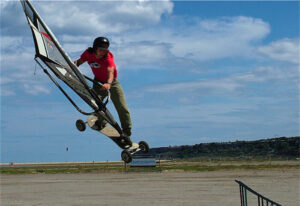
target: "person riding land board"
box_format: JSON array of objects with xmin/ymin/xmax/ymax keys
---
[{"xmin": 74, "ymin": 37, "xmax": 132, "ymax": 144}]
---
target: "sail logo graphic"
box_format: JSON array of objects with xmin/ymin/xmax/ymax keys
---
[
  {"xmin": 41, "ymin": 32, "xmax": 53, "ymax": 49},
  {"xmin": 47, "ymin": 42, "xmax": 53, "ymax": 49},
  {"xmin": 90, "ymin": 62, "xmax": 101, "ymax": 69}
]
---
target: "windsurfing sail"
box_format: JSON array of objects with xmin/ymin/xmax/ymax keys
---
[
  {"xmin": 20, "ymin": 0, "xmax": 123, "ymax": 133},
  {"xmin": 20, "ymin": 0, "xmax": 104, "ymax": 115}
]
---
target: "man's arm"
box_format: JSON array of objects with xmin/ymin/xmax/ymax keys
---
[
  {"xmin": 74, "ymin": 58, "xmax": 84, "ymax": 67},
  {"xmin": 101, "ymin": 67, "xmax": 114, "ymax": 90}
]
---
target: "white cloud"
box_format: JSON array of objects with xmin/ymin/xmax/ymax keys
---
[
  {"xmin": 116, "ymin": 16, "xmax": 270, "ymax": 63},
  {"xmin": 0, "ymin": 88, "xmax": 16, "ymax": 96},
  {"xmin": 0, "ymin": 0, "xmax": 8, "ymax": 9},
  {"xmin": 33, "ymin": 1, "xmax": 173, "ymax": 35},
  {"xmin": 60, "ymin": 35, "xmax": 93, "ymax": 43},
  {"xmin": 114, "ymin": 41, "xmax": 173, "ymax": 69},
  {"xmin": 179, "ymin": 16, "xmax": 270, "ymax": 60},
  {"xmin": 0, "ymin": 77, "xmax": 14, "ymax": 85},
  {"xmin": 145, "ymin": 65, "xmax": 299, "ymax": 94},
  {"xmin": 1, "ymin": 48, "xmax": 36, "ymax": 74},
  {"xmin": 63, "ymin": 43, "xmax": 89, "ymax": 53},
  {"xmin": 23, "ymin": 83, "xmax": 51, "ymax": 95},
  {"xmin": 146, "ymin": 78, "xmax": 242, "ymax": 94},
  {"xmin": 2, "ymin": 1, "xmax": 272, "ymax": 70},
  {"xmin": 133, "ymin": 102, "xmax": 257, "ymax": 129},
  {"xmin": 234, "ymin": 66, "xmax": 299, "ymax": 82},
  {"xmin": 0, "ymin": 36, "xmax": 23, "ymax": 50},
  {"xmin": 0, "ymin": 35, "xmax": 51, "ymax": 96},
  {"xmin": 258, "ymin": 38, "xmax": 300, "ymax": 64},
  {"xmin": 104, "ymin": 16, "xmax": 271, "ymax": 70}
]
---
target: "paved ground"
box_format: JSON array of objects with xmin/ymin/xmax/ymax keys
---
[{"xmin": 1, "ymin": 169, "xmax": 299, "ymax": 206}]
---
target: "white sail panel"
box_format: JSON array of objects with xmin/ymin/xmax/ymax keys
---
[
  {"xmin": 32, "ymin": 28, "xmax": 47, "ymax": 57},
  {"xmin": 27, "ymin": 16, "xmax": 47, "ymax": 57}
]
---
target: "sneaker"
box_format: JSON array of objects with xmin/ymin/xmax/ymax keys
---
[
  {"xmin": 94, "ymin": 120, "xmax": 107, "ymax": 130},
  {"xmin": 122, "ymin": 129, "xmax": 132, "ymax": 137},
  {"xmin": 121, "ymin": 133, "xmax": 132, "ymax": 146}
]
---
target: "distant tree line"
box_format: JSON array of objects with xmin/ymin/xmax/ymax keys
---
[{"xmin": 145, "ymin": 137, "xmax": 300, "ymax": 160}]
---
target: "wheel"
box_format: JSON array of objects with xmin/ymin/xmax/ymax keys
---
[
  {"xmin": 139, "ymin": 141, "xmax": 149, "ymax": 153},
  {"xmin": 76, "ymin": 119, "xmax": 86, "ymax": 132},
  {"xmin": 121, "ymin": 150, "xmax": 132, "ymax": 163}
]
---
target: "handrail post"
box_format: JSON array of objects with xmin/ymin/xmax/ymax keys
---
[{"xmin": 235, "ymin": 180, "xmax": 281, "ymax": 206}]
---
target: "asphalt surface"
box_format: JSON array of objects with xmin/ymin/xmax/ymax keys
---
[{"xmin": 1, "ymin": 169, "xmax": 299, "ymax": 206}]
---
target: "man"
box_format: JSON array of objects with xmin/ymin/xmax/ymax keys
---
[{"xmin": 74, "ymin": 37, "xmax": 132, "ymax": 144}]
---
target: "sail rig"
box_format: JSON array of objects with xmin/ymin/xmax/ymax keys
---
[{"xmin": 20, "ymin": 0, "xmax": 122, "ymax": 133}]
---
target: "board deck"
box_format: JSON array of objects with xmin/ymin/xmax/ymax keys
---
[
  {"xmin": 100, "ymin": 125, "xmax": 120, "ymax": 138},
  {"xmin": 87, "ymin": 115, "xmax": 139, "ymax": 150}
]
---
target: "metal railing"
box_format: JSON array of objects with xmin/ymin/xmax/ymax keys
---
[{"xmin": 235, "ymin": 180, "xmax": 282, "ymax": 206}]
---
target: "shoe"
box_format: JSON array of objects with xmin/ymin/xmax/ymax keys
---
[
  {"xmin": 121, "ymin": 133, "xmax": 132, "ymax": 147},
  {"xmin": 95, "ymin": 120, "xmax": 107, "ymax": 130},
  {"xmin": 122, "ymin": 129, "xmax": 132, "ymax": 137}
]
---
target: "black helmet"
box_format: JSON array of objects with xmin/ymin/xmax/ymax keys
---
[{"xmin": 93, "ymin": 37, "xmax": 110, "ymax": 50}]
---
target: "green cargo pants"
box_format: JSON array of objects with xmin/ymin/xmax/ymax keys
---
[{"xmin": 93, "ymin": 79, "xmax": 132, "ymax": 136}]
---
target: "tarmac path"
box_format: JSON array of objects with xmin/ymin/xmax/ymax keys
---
[{"xmin": 1, "ymin": 169, "xmax": 299, "ymax": 206}]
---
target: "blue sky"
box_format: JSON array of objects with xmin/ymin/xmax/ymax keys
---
[{"xmin": 1, "ymin": 0, "xmax": 299, "ymax": 163}]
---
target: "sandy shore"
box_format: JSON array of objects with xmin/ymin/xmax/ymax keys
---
[{"xmin": 1, "ymin": 169, "xmax": 299, "ymax": 206}]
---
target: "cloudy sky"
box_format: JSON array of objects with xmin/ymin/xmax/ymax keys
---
[{"xmin": 1, "ymin": 0, "xmax": 299, "ymax": 163}]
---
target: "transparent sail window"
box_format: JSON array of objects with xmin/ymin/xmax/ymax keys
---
[{"xmin": 37, "ymin": 19, "xmax": 68, "ymax": 67}]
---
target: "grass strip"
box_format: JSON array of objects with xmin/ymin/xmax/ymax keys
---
[{"xmin": 1, "ymin": 163, "xmax": 299, "ymax": 175}]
